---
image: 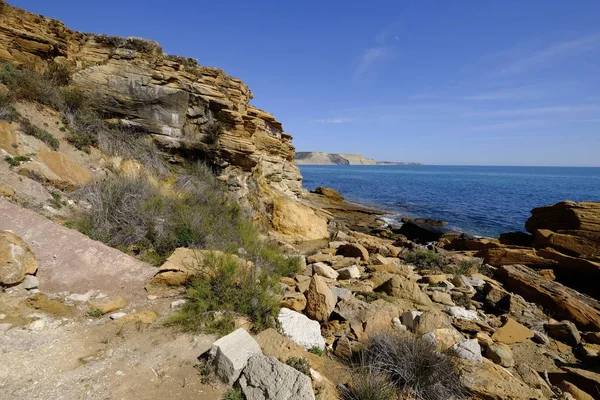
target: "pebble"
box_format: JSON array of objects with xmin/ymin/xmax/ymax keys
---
[
  {"xmin": 116, "ymin": 370, "xmax": 125, "ymax": 376},
  {"xmin": 28, "ymin": 319, "xmax": 46, "ymax": 331},
  {"xmin": 23, "ymin": 275, "xmax": 39, "ymax": 290},
  {"xmin": 0, "ymin": 314, "xmax": 6, "ymax": 320},
  {"xmin": 110, "ymin": 312, "xmax": 127, "ymax": 320},
  {"xmin": 170, "ymin": 299, "xmax": 187, "ymax": 308},
  {"xmin": 147, "ymin": 295, "xmax": 158, "ymax": 300},
  {"xmin": 67, "ymin": 291, "xmax": 94, "ymax": 302}
]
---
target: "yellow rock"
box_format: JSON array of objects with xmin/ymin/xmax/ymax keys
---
[
  {"xmin": 0, "ymin": 121, "xmax": 21, "ymax": 156},
  {"xmin": 491, "ymin": 318, "xmax": 534, "ymax": 344},
  {"xmin": 37, "ymin": 149, "xmax": 93, "ymax": 188},
  {"xmin": 120, "ymin": 310, "xmax": 157, "ymax": 324},
  {"xmin": 88, "ymin": 296, "xmax": 128, "ymax": 314},
  {"xmin": 271, "ymin": 197, "xmax": 329, "ymax": 242},
  {"xmin": 0, "ymin": 230, "xmax": 37, "ymax": 285}
]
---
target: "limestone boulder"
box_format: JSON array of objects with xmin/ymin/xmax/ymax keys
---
[
  {"xmin": 534, "ymin": 229, "xmax": 600, "ymax": 258},
  {"xmin": 281, "ymin": 291, "xmax": 307, "ymax": 312},
  {"xmin": 271, "ymin": 197, "xmax": 329, "ymax": 241},
  {"xmin": 525, "ymin": 201, "xmax": 600, "ymax": 233},
  {"xmin": 312, "ymin": 262, "xmax": 338, "ymax": 279},
  {"xmin": 374, "ymin": 275, "xmax": 433, "ymax": 306},
  {"xmin": 0, "ymin": 230, "xmax": 37, "ymax": 286},
  {"xmin": 491, "ymin": 318, "xmax": 533, "ymax": 344},
  {"xmin": 239, "ymin": 355, "xmax": 315, "ymax": 400},
  {"xmin": 335, "ymin": 297, "xmax": 400, "ymax": 341},
  {"xmin": 452, "ymin": 339, "xmax": 482, "ymax": 362},
  {"xmin": 313, "ymin": 186, "xmax": 344, "ymax": 201},
  {"xmin": 545, "ymin": 320, "xmax": 581, "ymax": 345},
  {"xmin": 305, "ymin": 275, "xmax": 337, "ymax": 322},
  {"xmin": 336, "ymin": 243, "xmax": 369, "ymax": 261},
  {"xmin": 277, "ymin": 308, "xmax": 325, "ymax": 350},
  {"xmin": 485, "ymin": 343, "xmax": 514, "ymax": 367},
  {"xmin": 423, "ymin": 328, "xmax": 465, "ymax": 351},
  {"xmin": 208, "ymin": 328, "xmax": 262, "ymax": 384},
  {"xmin": 337, "ymin": 265, "xmax": 360, "ymax": 280},
  {"xmin": 88, "ymin": 296, "xmax": 128, "ymax": 314},
  {"xmin": 476, "ymin": 247, "xmax": 555, "ymax": 267}
]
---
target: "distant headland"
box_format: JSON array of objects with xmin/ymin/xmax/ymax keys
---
[{"xmin": 295, "ymin": 152, "xmax": 421, "ymax": 165}]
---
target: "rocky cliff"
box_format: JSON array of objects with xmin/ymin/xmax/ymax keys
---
[
  {"xmin": 0, "ymin": 1, "xmax": 330, "ymax": 240},
  {"xmin": 295, "ymin": 151, "xmax": 420, "ymax": 165}
]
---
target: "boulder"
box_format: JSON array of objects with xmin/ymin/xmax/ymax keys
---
[
  {"xmin": 313, "ymin": 186, "xmax": 344, "ymax": 201},
  {"xmin": 557, "ymin": 381, "xmax": 595, "ymax": 400},
  {"xmin": 398, "ymin": 221, "xmax": 451, "ymax": 244},
  {"xmin": 495, "ymin": 264, "xmax": 600, "ymax": 330},
  {"xmin": 0, "ymin": 230, "xmax": 38, "ymax": 286},
  {"xmin": 534, "ymin": 229, "xmax": 600, "ymax": 258},
  {"xmin": 400, "ymin": 311, "xmax": 423, "ymax": 331},
  {"xmin": 208, "ymin": 328, "xmax": 262, "ymax": 384},
  {"xmin": 305, "ymin": 275, "xmax": 337, "ymax": 322},
  {"xmin": 337, "ymin": 265, "xmax": 360, "ymax": 280},
  {"xmin": 476, "ymin": 247, "xmax": 555, "ymax": 267},
  {"xmin": 445, "ymin": 306, "xmax": 478, "ymax": 321},
  {"xmin": 491, "ymin": 318, "xmax": 533, "ymax": 344},
  {"xmin": 277, "ymin": 308, "xmax": 325, "ymax": 350},
  {"xmin": 336, "ymin": 243, "xmax": 369, "ymax": 261},
  {"xmin": 452, "ymin": 339, "xmax": 482, "ymax": 362},
  {"xmin": 329, "ymin": 286, "xmax": 352, "ymax": 300},
  {"xmin": 444, "ymin": 236, "xmax": 502, "ymax": 251},
  {"xmin": 535, "ymin": 248, "xmax": 600, "ymax": 296},
  {"xmin": 485, "ymin": 343, "xmax": 514, "ymax": 367},
  {"xmin": 431, "ymin": 291, "xmax": 455, "ymax": 306},
  {"xmin": 459, "ymin": 359, "xmax": 545, "ymax": 399},
  {"xmin": 239, "ymin": 355, "xmax": 315, "ymax": 400},
  {"xmin": 335, "ymin": 297, "xmax": 400, "ymax": 341},
  {"xmin": 271, "ymin": 197, "xmax": 329, "ymax": 241},
  {"xmin": 88, "ymin": 296, "xmax": 128, "ymax": 314},
  {"xmin": 423, "ymin": 328, "xmax": 465, "ymax": 351},
  {"xmin": 498, "ymin": 231, "xmax": 534, "ymax": 247},
  {"xmin": 545, "ymin": 320, "xmax": 581, "ymax": 345},
  {"xmin": 307, "ymin": 253, "xmax": 335, "ymax": 264},
  {"xmin": 281, "ymin": 292, "xmax": 307, "ymax": 312},
  {"xmin": 374, "ymin": 275, "xmax": 433, "ymax": 306},
  {"xmin": 366, "ymin": 264, "xmax": 412, "ymax": 275},
  {"xmin": 312, "ymin": 262, "xmax": 338, "ymax": 279},
  {"xmin": 525, "ymin": 201, "xmax": 600, "ymax": 233}
]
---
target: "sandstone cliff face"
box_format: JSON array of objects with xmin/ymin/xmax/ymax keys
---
[{"xmin": 0, "ymin": 2, "xmax": 327, "ymax": 239}]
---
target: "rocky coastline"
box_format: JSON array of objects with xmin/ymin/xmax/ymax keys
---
[{"xmin": 0, "ymin": 1, "xmax": 599, "ymax": 399}]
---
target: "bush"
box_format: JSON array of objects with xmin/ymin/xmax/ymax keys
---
[
  {"xmin": 443, "ymin": 257, "xmax": 482, "ymax": 276},
  {"xmin": 341, "ymin": 369, "xmax": 397, "ymax": 400},
  {"xmin": 308, "ymin": 346, "xmax": 324, "ymax": 356},
  {"xmin": 164, "ymin": 252, "xmax": 281, "ymax": 334},
  {"xmin": 0, "ymin": 63, "xmax": 63, "ymax": 108},
  {"xmin": 359, "ymin": 334, "xmax": 463, "ymax": 400},
  {"xmin": 43, "ymin": 62, "xmax": 72, "ymax": 86},
  {"xmin": 405, "ymin": 249, "xmax": 445, "ymax": 269},
  {"xmin": 5, "ymin": 155, "xmax": 30, "ymax": 167},
  {"xmin": 221, "ymin": 389, "xmax": 243, "ymax": 400},
  {"xmin": 285, "ymin": 357, "xmax": 311, "ymax": 375},
  {"xmin": 20, "ymin": 120, "xmax": 60, "ymax": 150},
  {"xmin": 0, "ymin": 93, "xmax": 19, "ymax": 122}
]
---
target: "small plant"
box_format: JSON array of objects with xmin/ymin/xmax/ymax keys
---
[
  {"xmin": 308, "ymin": 346, "xmax": 324, "ymax": 356},
  {"xmin": 204, "ymin": 121, "xmax": 224, "ymax": 145},
  {"xmin": 85, "ymin": 309, "xmax": 105, "ymax": 319},
  {"xmin": 405, "ymin": 249, "xmax": 445, "ymax": 269},
  {"xmin": 4, "ymin": 155, "xmax": 30, "ymax": 167},
  {"xmin": 20, "ymin": 120, "xmax": 60, "ymax": 150},
  {"xmin": 341, "ymin": 369, "xmax": 397, "ymax": 400},
  {"xmin": 43, "ymin": 62, "xmax": 72, "ymax": 86},
  {"xmin": 285, "ymin": 357, "xmax": 311, "ymax": 375},
  {"xmin": 221, "ymin": 389, "xmax": 243, "ymax": 400},
  {"xmin": 444, "ymin": 257, "xmax": 482, "ymax": 276},
  {"xmin": 50, "ymin": 191, "xmax": 66, "ymax": 209},
  {"xmin": 0, "ymin": 93, "xmax": 19, "ymax": 122}
]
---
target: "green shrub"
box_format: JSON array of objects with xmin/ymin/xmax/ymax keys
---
[
  {"xmin": 20, "ymin": 120, "xmax": 60, "ymax": 150},
  {"xmin": 221, "ymin": 389, "xmax": 243, "ymax": 400},
  {"xmin": 0, "ymin": 63, "xmax": 63, "ymax": 108},
  {"xmin": 164, "ymin": 252, "xmax": 281, "ymax": 334},
  {"xmin": 443, "ymin": 257, "xmax": 482, "ymax": 276},
  {"xmin": 405, "ymin": 249, "xmax": 445, "ymax": 269},
  {"xmin": 341, "ymin": 369, "xmax": 397, "ymax": 400},
  {"xmin": 358, "ymin": 334, "xmax": 464, "ymax": 400},
  {"xmin": 285, "ymin": 357, "xmax": 311, "ymax": 375},
  {"xmin": 43, "ymin": 62, "xmax": 72, "ymax": 86},
  {"xmin": 308, "ymin": 346, "xmax": 324, "ymax": 356},
  {"xmin": 4, "ymin": 155, "xmax": 30, "ymax": 167}
]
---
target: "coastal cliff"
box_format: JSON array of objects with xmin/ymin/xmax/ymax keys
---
[
  {"xmin": 295, "ymin": 151, "xmax": 420, "ymax": 165},
  {"xmin": 0, "ymin": 1, "xmax": 329, "ymax": 240}
]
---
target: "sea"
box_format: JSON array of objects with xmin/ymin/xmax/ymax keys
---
[{"xmin": 298, "ymin": 165, "xmax": 600, "ymax": 238}]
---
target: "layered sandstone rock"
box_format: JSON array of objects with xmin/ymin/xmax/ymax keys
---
[{"xmin": 0, "ymin": 2, "xmax": 319, "ymax": 237}]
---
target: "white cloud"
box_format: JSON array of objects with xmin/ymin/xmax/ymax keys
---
[
  {"xmin": 314, "ymin": 118, "xmax": 352, "ymax": 124},
  {"xmin": 353, "ymin": 46, "xmax": 394, "ymax": 81},
  {"xmin": 495, "ymin": 33, "xmax": 600, "ymax": 75}
]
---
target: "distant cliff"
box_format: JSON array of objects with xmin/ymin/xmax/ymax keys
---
[{"xmin": 295, "ymin": 152, "xmax": 421, "ymax": 165}]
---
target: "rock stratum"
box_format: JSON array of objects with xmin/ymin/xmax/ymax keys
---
[
  {"xmin": 0, "ymin": 1, "xmax": 331, "ymax": 240},
  {"xmin": 295, "ymin": 151, "xmax": 420, "ymax": 165}
]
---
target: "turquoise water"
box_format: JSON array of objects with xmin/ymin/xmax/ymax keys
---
[{"xmin": 299, "ymin": 165, "xmax": 600, "ymax": 238}]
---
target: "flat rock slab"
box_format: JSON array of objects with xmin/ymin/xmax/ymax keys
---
[
  {"xmin": 0, "ymin": 199, "xmax": 154, "ymax": 296},
  {"xmin": 208, "ymin": 328, "xmax": 262, "ymax": 384}
]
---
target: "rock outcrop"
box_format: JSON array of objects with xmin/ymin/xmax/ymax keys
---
[
  {"xmin": 294, "ymin": 151, "xmax": 420, "ymax": 165},
  {"xmin": 0, "ymin": 2, "xmax": 331, "ymax": 239}
]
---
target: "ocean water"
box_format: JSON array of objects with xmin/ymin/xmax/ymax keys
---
[{"xmin": 299, "ymin": 165, "xmax": 600, "ymax": 238}]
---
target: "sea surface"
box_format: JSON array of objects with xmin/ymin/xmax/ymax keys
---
[{"xmin": 299, "ymin": 165, "xmax": 600, "ymax": 238}]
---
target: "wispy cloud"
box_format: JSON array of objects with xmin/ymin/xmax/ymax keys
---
[
  {"xmin": 314, "ymin": 118, "xmax": 352, "ymax": 124},
  {"xmin": 460, "ymin": 85, "xmax": 545, "ymax": 101},
  {"xmin": 353, "ymin": 46, "xmax": 394, "ymax": 81},
  {"xmin": 463, "ymin": 105, "xmax": 600, "ymax": 118},
  {"xmin": 495, "ymin": 33, "xmax": 600, "ymax": 75}
]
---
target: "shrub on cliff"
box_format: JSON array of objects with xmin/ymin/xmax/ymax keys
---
[
  {"xmin": 353, "ymin": 334, "xmax": 463, "ymax": 400},
  {"xmin": 0, "ymin": 63, "xmax": 63, "ymax": 108},
  {"xmin": 405, "ymin": 249, "xmax": 445, "ymax": 269}
]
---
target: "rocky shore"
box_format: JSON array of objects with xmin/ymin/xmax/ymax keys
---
[{"xmin": 0, "ymin": 1, "xmax": 599, "ymax": 399}]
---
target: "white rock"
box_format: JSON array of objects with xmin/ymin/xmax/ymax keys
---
[
  {"xmin": 445, "ymin": 306, "xmax": 479, "ymax": 321},
  {"xmin": 392, "ymin": 317, "xmax": 407, "ymax": 331},
  {"xmin": 170, "ymin": 299, "xmax": 187, "ymax": 308},
  {"xmin": 329, "ymin": 286, "xmax": 352, "ymax": 300},
  {"xmin": 116, "ymin": 370, "xmax": 125, "ymax": 376},
  {"xmin": 110, "ymin": 312, "xmax": 127, "ymax": 320},
  {"xmin": 67, "ymin": 291, "xmax": 94, "ymax": 302},
  {"xmin": 312, "ymin": 262, "xmax": 339, "ymax": 279},
  {"xmin": 0, "ymin": 314, "xmax": 6, "ymax": 320},
  {"xmin": 278, "ymin": 308, "xmax": 326, "ymax": 350},
  {"xmin": 28, "ymin": 319, "xmax": 45, "ymax": 331},
  {"xmin": 23, "ymin": 275, "xmax": 39, "ymax": 290},
  {"xmin": 0, "ymin": 323, "xmax": 11, "ymax": 332},
  {"xmin": 400, "ymin": 310, "xmax": 423, "ymax": 331},
  {"xmin": 337, "ymin": 265, "xmax": 360, "ymax": 280},
  {"xmin": 452, "ymin": 339, "xmax": 482, "ymax": 362},
  {"xmin": 328, "ymin": 241, "xmax": 346, "ymax": 249},
  {"xmin": 466, "ymin": 276, "xmax": 485, "ymax": 288},
  {"xmin": 208, "ymin": 328, "xmax": 262, "ymax": 384}
]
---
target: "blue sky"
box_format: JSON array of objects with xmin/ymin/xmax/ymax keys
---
[{"xmin": 10, "ymin": 0, "xmax": 600, "ymax": 166}]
